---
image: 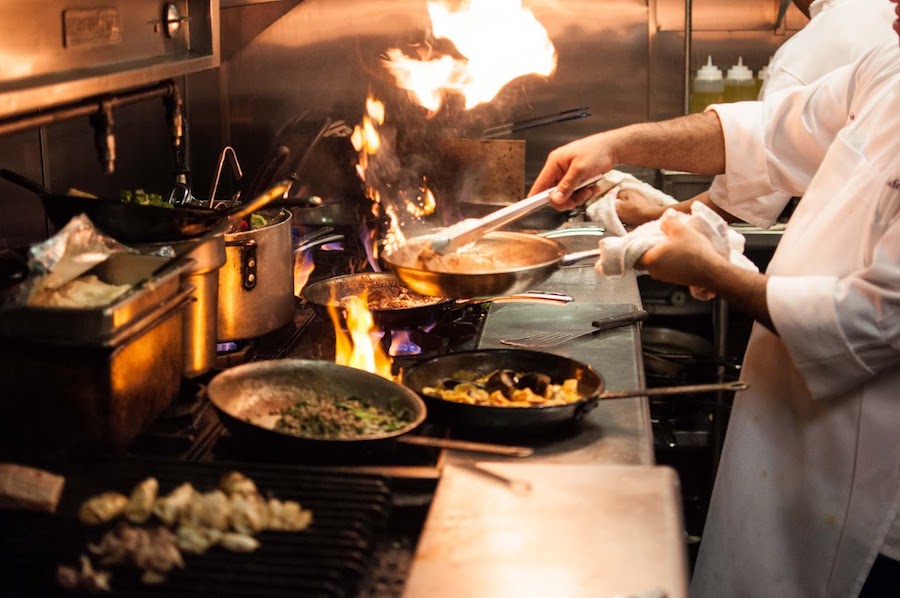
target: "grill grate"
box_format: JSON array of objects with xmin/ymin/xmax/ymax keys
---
[{"xmin": 0, "ymin": 457, "xmax": 392, "ymax": 597}]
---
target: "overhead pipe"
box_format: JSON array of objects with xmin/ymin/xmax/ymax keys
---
[{"xmin": 0, "ymin": 80, "xmax": 181, "ymax": 174}]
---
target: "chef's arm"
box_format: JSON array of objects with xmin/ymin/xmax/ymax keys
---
[
  {"xmin": 638, "ymin": 217, "xmax": 775, "ymax": 332},
  {"xmin": 616, "ymin": 189, "xmax": 741, "ymax": 227},
  {"xmin": 531, "ymin": 111, "xmax": 726, "ymax": 210}
]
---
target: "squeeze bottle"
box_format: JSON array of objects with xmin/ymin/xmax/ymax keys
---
[
  {"xmin": 756, "ymin": 56, "xmax": 773, "ymax": 98},
  {"xmin": 724, "ymin": 57, "xmax": 757, "ymax": 102},
  {"xmin": 689, "ymin": 56, "xmax": 724, "ymax": 114}
]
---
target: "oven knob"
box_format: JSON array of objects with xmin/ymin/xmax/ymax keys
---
[{"xmin": 163, "ymin": 3, "xmax": 191, "ymax": 38}]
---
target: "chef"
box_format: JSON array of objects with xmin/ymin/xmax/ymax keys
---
[
  {"xmin": 529, "ymin": 1, "xmax": 900, "ymax": 595},
  {"xmin": 612, "ymin": 0, "xmax": 898, "ymax": 229}
]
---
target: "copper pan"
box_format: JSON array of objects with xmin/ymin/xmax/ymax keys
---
[{"xmin": 382, "ymin": 231, "xmax": 600, "ymax": 298}]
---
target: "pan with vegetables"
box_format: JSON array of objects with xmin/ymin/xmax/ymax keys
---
[
  {"xmin": 206, "ymin": 360, "xmax": 534, "ymax": 461},
  {"xmin": 400, "ymin": 349, "xmax": 747, "ymax": 433},
  {"xmin": 0, "ymin": 169, "xmax": 284, "ymax": 244}
]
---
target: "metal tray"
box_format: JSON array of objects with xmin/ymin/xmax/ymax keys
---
[
  {"xmin": 0, "ymin": 253, "xmax": 192, "ymax": 344},
  {"xmin": 0, "ymin": 286, "xmax": 193, "ymax": 453}
]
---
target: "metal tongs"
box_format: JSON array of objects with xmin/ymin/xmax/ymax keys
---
[
  {"xmin": 425, "ymin": 173, "xmax": 605, "ymax": 255},
  {"xmin": 481, "ymin": 107, "xmax": 591, "ymax": 139}
]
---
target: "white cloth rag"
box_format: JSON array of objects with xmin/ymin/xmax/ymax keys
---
[
  {"xmin": 595, "ymin": 202, "xmax": 759, "ymax": 300},
  {"xmin": 585, "ymin": 170, "xmax": 678, "ymax": 236}
]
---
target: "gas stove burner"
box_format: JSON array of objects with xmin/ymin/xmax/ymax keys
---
[{"xmin": 386, "ymin": 329, "xmax": 423, "ymax": 356}]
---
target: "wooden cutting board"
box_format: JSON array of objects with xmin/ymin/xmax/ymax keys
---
[{"xmin": 403, "ymin": 463, "xmax": 688, "ymax": 598}]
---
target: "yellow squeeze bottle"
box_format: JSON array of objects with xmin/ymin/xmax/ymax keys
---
[
  {"xmin": 724, "ymin": 57, "xmax": 757, "ymax": 103},
  {"xmin": 690, "ymin": 56, "xmax": 724, "ymax": 114}
]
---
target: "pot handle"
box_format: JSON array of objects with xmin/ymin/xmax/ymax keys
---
[
  {"xmin": 397, "ymin": 435, "xmax": 533, "ymax": 457},
  {"xmin": 226, "ymin": 239, "xmax": 258, "ymax": 291},
  {"xmin": 560, "ymin": 247, "xmax": 601, "ymax": 266}
]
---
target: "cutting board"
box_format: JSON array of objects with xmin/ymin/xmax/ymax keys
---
[{"xmin": 403, "ymin": 463, "xmax": 688, "ymax": 598}]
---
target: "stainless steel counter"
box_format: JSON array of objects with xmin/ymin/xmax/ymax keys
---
[{"xmin": 404, "ymin": 256, "xmax": 690, "ymax": 598}]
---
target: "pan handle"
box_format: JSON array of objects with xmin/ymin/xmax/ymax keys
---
[
  {"xmin": 560, "ymin": 247, "xmax": 601, "ymax": 266},
  {"xmin": 0, "ymin": 169, "xmax": 51, "ymax": 196},
  {"xmin": 396, "ymin": 435, "xmax": 534, "ymax": 457},
  {"xmin": 599, "ymin": 380, "xmax": 748, "ymax": 400}
]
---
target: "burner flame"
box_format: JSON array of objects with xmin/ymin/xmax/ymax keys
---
[{"xmin": 328, "ymin": 291, "xmax": 393, "ymax": 380}]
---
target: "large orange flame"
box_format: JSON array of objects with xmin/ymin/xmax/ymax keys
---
[
  {"xmin": 383, "ymin": 0, "xmax": 557, "ymax": 114},
  {"xmin": 328, "ymin": 292, "xmax": 393, "ymax": 380}
]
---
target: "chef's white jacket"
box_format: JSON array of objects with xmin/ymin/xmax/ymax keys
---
[
  {"xmin": 692, "ymin": 41, "xmax": 900, "ymax": 598},
  {"xmin": 713, "ymin": 0, "xmax": 896, "ymax": 224}
]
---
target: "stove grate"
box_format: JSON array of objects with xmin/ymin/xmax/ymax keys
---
[{"xmin": 0, "ymin": 457, "xmax": 392, "ymax": 597}]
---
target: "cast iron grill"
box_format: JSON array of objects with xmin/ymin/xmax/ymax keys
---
[{"xmin": 0, "ymin": 457, "xmax": 392, "ymax": 597}]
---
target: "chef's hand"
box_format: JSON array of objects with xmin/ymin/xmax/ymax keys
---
[
  {"xmin": 615, "ymin": 189, "xmax": 668, "ymax": 228},
  {"xmin": 529, "ymin": 133, "xmax": 617, "ymax": 211},
  {"xmin": 636, "ymin": 217, "xmax": 727, "ymax": 289},
  {"xmin": 638, "ymin": 216, "xmax": 775, "ymax": 332}
]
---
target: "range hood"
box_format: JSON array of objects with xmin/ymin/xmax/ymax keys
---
[{"xmin": 0, "ymin": 0, "xmax": 219, "ymax": 120}]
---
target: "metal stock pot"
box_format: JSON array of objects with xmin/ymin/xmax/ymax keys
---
[{"xmin": 217, "ymin": 208, "xmax": 294, "ymax": 341}]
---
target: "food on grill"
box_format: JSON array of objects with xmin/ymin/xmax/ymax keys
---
[
  {"xmin": 0, "ymin": 463, "xmax": 65, "ymax": 513},
  {"xmin": 421, "ymin": 369, "xmax": 582, "ymax": 407},
  {"xmin": 78, "ymin": 492, "xmax": 129, "ymax": 525},
  {"xmin": 56, "ymin": 554, "xmax": 112, "ymax": 593},
  {"xmin": 87, "ymin": 522, "xmax": 184, "ymax": 585},
  {"xmin": 273, "ymin": 395, "xmax": 414, "ymax": 439},
  {"xmin": 28, "ymin": 274, "xmax": 131, "ymax": 308},
  {"xmin": 60, "ymin": 471, "xmax": 314, "ymax": 590},
  {"xmin": 124, "ymin": 477, "xmax": 158, "ymax": 524}
]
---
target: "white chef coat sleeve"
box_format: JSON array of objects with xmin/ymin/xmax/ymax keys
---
[
  {"xmin": 707, "ymin": 62, "xmax": 857, "ymax": 227},
  {"xmin": 767, "ymin": 216, "xmax": 900, "ymax": 400}
]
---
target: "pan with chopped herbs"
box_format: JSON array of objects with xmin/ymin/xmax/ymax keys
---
[{"xmin": 206, "ymin": 359, "xmax": 535, "ymax": 460}]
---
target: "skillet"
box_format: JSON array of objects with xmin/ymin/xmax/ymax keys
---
[
  {"xmin": 206, "ymin": 359, "xmax": 533, "ymax": 461},
  {"xmin": 400, "ymin": 349, "xmax": 747, "ymax": 433}
]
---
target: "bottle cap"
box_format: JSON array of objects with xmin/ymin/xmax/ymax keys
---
[
  {"xmin": 726, "ymin": 57, "xmax": 754, "ymax": 82},
  {"xmin": 695, "ymin": 56, "xmax": 723, "ymax": 81},
  {"xmin": 757, "ymin": 56, "xmax": 773, "ymax": 81}
]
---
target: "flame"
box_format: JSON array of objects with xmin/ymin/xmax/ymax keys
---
[
  {"xmin": 405, "ymin": 181, "xmax": 436, "ymax": 218},
  {"xmin": 329, "ymin": 292, "xmax": 393, "ymax": 380},
  {"xmin": 383, "ymin": 0, "xmax": 557, "ymax": 113},
  {"xmin": 351, "ymin": 95, "xmax": 386, "ymax": 182},
  {"xmin": 292, "ymin": 248, "xmax": 316, "ymax": 296}
]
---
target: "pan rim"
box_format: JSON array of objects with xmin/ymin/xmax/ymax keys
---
[
  {"xmin": 382, "ymin": 231, "xmax": 567, "ymax": 275},
  {"xmin": 207, "ymin": 359, "xmax": 427, "ymax": 442},
  {"xmin": 301, "ymin": 271, "xmax": 453, "ymax": 311}
]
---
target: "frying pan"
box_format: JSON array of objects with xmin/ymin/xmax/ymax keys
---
[
  {"xmin": 0, "ymin": 169, "xmax": 260, "ymax": 243},
  {"xmin": 400, "ymin": 349, "xmax": 747, "ymax": 433},
  {"xmin": 381, "ymin": 230, "xmax": 600, "ymax": 298},
  {"xmin": 206, "ymin": 359, "xmax": 534, "ymax": 460},
  {"xmin": 301, "ymin": 272, "xmax": 456, "ymax": 330}
]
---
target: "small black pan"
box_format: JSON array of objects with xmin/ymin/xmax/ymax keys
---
[
  {"xmin": 206, "ymin": 359, "xmax": 533, "ymax": 461},
  {"xmin": 0, "ymin": 169, "xmax": 248, "ymax": 243},
  {"xmin": 401, "ymin": 349, "xmax": 747, "ymax": 433}
]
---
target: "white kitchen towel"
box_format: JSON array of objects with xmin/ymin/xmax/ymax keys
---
[
  {"xmin": 595, "ymin": 202, "xmax": 758, "ymax": 300},
  {"xmin": 585, "ymin": 170, "xmax": 678, "ymax": 236}
]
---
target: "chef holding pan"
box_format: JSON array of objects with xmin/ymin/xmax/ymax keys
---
[{"xmin": 529, "ymin": 1, "xmax": 900, "ymax": 595}]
